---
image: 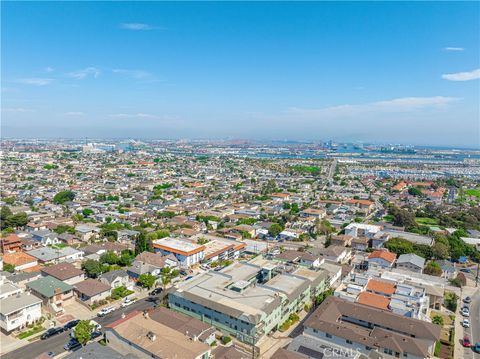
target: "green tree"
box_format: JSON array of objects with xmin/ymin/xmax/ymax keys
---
[
  {"xmin": 408, "ymin": 187, "xmax": 423, "ymax": 197},
  {"xmin": 432, "ymin": 315, "xmax": 444, "ymax": 326},
  {"xmin": 3, "ymin": 263, "xmax": 15, "ymax": 273},
  {"xmin": 82, "ymin": 208, "xmax": 94, "ymax": 217},
  {"xmin": 423, "ymin": 261, "xmax": 442, "ymax": 276},
  {"xmin": 74, "ymin": 320, "xmax": 94, "ymax": 345},
  {"xmin": 53, "ymin": 190, "xmax": 75, "ymax": 204},
  {"xmin": 268, "ymin": 223, "xmax": 283, "ymax": 237},
  {"xmin": 135, "ymin": 232, "xmax": 153, "ymax": 255},
  {"xmin": 81, "ymin": 259, "xmax": 103, "ymax": 278},
  {"xmin": 384, "ymin": 238, "xmax": 414, "ymax": 256},
  {"xmin": 100, "ymin": 251, "xmax": 119, "ymax": 265},
  {"xmin": 432, "ymin": 242, "xmax": 449, "ymax": 259},
  {"xmin": 138, "ymin": 273, "xmax": 156, "ymax": 289}
]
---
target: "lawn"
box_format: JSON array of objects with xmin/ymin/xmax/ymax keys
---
[
  {"xmin": 383, "ymin": 215, "xmax": 394, "ymax": 222},
  {"xmin": 465, "ymin": 188, "xmax": 480, "ymax": 198},
  {"xmin": 415, "ymin": 217, "xmax": 439, "ymax": 225},
  {"xmin": 17, "ymin": 325, "xmax": 45, "ymax": 339}
]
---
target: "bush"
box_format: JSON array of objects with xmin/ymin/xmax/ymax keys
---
[
  {"xmin": 221, "ymin": 336, "xmax": 232, "ymax": 345},
  {"xmin": 444, "ymin": 292, "xmax": 458, "ymax": 312}
]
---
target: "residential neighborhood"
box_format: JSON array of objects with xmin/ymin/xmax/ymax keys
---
[{"xmin": 0, "ymin": 140, "xmax": 478, "ymax": 359}]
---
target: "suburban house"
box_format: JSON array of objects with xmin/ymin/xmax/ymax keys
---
[
  {"xmin": 0, "ymin": 292, "xmax": 42, "ymax": 333},
  {"xmin": 345, "ymin": 223, "xmax": 382, "ymax": 238},
  {"xmin": 330, "ymin": 235, "xmax": 353, "ymax": 247},
  {"xmin": 368, "ymin": 250, "xmax": 397, "ymax": 268},
  {"xmin": 26, "ymin": 276, "xmax": 74, "ymax": 315},
  {"xmin": 40, "ymin": 262, "xmax": 86, "ymax": 285},
  {"xmin": 105, "ymin": 311, "xmax": 212, "ymax": 359},
  {"xmin": 3, "ymin": 252, "xmax": 39, "ymax": 272},
  {"xmin": 31, "ymin": 230, "xmax": 60, "ymax": 246},
  {"xmin": 147, "ymin": 306, "xmax": 216, "ymax": 345},
  {"xmin": 314, "ymin": 245, "xmax": 352, "ymax": 264},
  {"xmin": 303, "ymin": 296, "xmax": 441, "ymax": 359},
  {"xmin": 1, "ymin": 234, "xmax": 23, "ymax": 253},
  {"xmin": 127, "ymin": 252, "xmax": 178, "ymax": 279},
  {"xmin": 100, "ymin": 269, "xmax": 133, "ymax": 290},
  {"xmin": 396, "ymin": 253, "xmax": 425, "ymax": 273},
  {"xmin": 26, "ymin": 247, "xmax": 84, "ymax": 264},
  {"xmin": 74, "ymin": 278, "xmax": 112, "ymax": 305}
]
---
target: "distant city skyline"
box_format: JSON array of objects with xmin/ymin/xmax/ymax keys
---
[{"xmin": 2, "ymin": 2, "xmax": 479, "ymax": 147}]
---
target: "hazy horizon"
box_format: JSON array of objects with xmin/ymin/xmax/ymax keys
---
[{"xmin": 2, "ymin": 2, "xmax": 479, "ymax": 147}]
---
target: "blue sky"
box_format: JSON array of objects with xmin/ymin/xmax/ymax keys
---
[{"xmin": 2, "ymin": 1, "xmax": 479, "ymax": 147}]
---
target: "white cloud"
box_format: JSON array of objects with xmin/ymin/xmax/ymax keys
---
[
  {"xmin": 120, "ymin": 23, "xmax": 154, "ymax": 31},
  {"xmin": 442, "ymin": 69, "xmax": 480, "ymax": 81},
  {"xmin": 443, "ymin": 47, "xmax": 464, "ymax": 51},
  {"xmin": 16, "ymin": 78, "xmax": 54, "ymax": 86},
  {"xmin": 67, "ymin": 67, "xmax": 101, "ymax": 79},
  {"xmin": 109, "ymin": 113, "xmax": 157, "ymax": 119},
  {"xmin": 44, "ymin": 66, "xmax": 55, "ymax": 72},
  {"xmin": 2, "ymin": 107, "xmax": 34, "ymax": 113},
  {"xmin": 287, "ymin": 96, "xmax": 459, "ymax": 117},
  {"xmin": 112, "ymin": 69, "xmax": 151, "ymax": 79},
  {"xmin": 65, "ymin": 111, "xmax": 84, "ymax": 116}
]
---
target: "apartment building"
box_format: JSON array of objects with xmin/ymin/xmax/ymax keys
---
[
  {"xmin": 168, "ymin": 257, "xmax": 328, "ymax": 344},
  {"xmin": 153, "ymin": 237, "xmax": 205, "ymax": 267}
]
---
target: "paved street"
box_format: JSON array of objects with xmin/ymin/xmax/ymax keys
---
[
  {"xmin": 455, "ymin": 288, "xmax": 480, "ymax": 359},
  {"xmin": 2, "ymin": 296, "xmax": 159, "ymax": 359}
]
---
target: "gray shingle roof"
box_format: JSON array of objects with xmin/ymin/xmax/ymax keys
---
[
  {"xmin": 397, "ymin": 253, "xmax": 425, "ymax": 268},
  {"xmin": 0, "ymin": 292, "xmax": 42, "ymax": 315}
]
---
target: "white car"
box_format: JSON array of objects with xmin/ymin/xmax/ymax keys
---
[
  {"xmin": 121, "ymin": 298, "xmax": 135, "ymax": 308},
  {"xmin": 461, "ymin": 308, "xmax": 470, "ymax": 317},
  {"xmin": 462, "ymin": 319, "xmax": 470, "ymax": 328},
  {"xmin": 97, "ymin": 306, "xmax": 115, "ymax": 317}
]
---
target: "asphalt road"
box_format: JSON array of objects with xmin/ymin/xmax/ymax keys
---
[
  {"xmin": 470, "ymin": 289, "xmax": 480, "ymax": 357},
  {"xmin": 2, "ymin": 295, "xmax": 160, "ymax": 359}
]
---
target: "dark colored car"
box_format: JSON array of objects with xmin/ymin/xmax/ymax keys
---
[
  {"xmin": 41, "ymin": 327, "xmax": 64, "ymax": 340},
  {"xmin": 63, "ymin": 319, "xmax": 80, "ymax": 330},
  {"xmin": 91, "ymin": 331, "xmax": 103, "ymax": 340},
  {"xmin": 64, "ymin": 338, "xmax": 82, "ymax": 351},
  {"xmin": 149, "ymin": 288, "xmax": 163, "ymax": 296},
  {"xmin": 473, "ymin": 342, "xmax": 480, "ymax": 353},
  {"xmin": 464, "ymin": 296, "xmax": 472, "ymax": 304},
  {"xmin": 460, "ymin": 268, "xmax": 471, "ymax": 273},
  {"xmin": 179, "ymin": 269, "xmax": 188, "ymax": 276},
  {"xmin": 463, "ymin": 336, "xmax": 472, "ymax": 347}
]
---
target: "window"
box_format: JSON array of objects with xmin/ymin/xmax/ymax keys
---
[
  {"xmin": 326, "ymin": 333, "xmax": 332, "ymax": 338},
  {"xmin": 346, "ymin": 339, "xmax": 353, "ymax": 344}
]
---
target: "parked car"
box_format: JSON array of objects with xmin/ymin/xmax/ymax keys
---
[
  {"xmin": 461, "ymin": 308, "xmax": 470, "ymax": 317},
  {"xmin": 463, "ymin": 336, "xmax": 472, "ymax": 347},
  {"xmin": 185, "ymin": 276, "xmax": 193, "ymax": 281},
  {"xmin": 473, "ymin": 342, "xmax": 480, "ymax": 353},
  {"xmin": 41, "ymin": 327, "xmax": 64, "ymax": 340},
  {"xmin": 63, "ymin": 319, "xmax": 80, "ymax": 330},
  {"xmin": 464, "ymin": 296, "xmax": 472, "ymax": 304},
  {"xmin": 91, "ymin": 331, "xmax": 103, "ymax": 340},
  {"xmin": 64, "ymin": 338, "xmax": 82, "ymax": 351},
  {"xmin": 121, "ymin": 298, "xmax": 135, "ymax": 308},
  {"xmin": 97, "ymin": 306, "xmax": 116, "ymax": 317},
  {"xmin": 462, "ymin": 319, "xmax": 470, "ymax": 328},
  {"xmin": 149, "ymin": 288, "xmax": 163, "ymax": 296},
  {"xmin": 460, "ymin": 268, "xmax": 471, "ymax": 273}
]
